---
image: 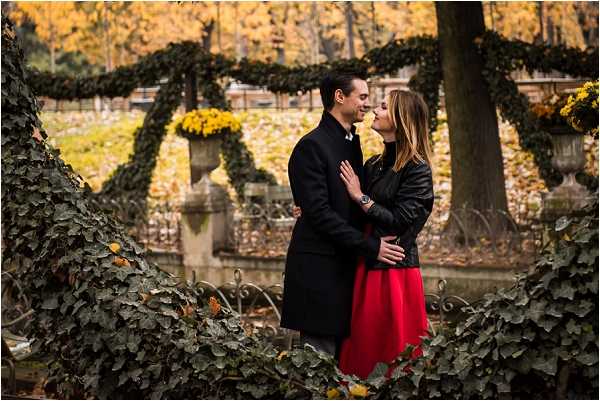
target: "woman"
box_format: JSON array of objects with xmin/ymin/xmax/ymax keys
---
[{"xmin": 294, "ymin": 90, "xmax": 434, "ymax": 378}]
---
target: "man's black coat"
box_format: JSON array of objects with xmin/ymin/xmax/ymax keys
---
[{"xmin": 280, "ymin": 111, "xmax": 380, "ymax": 337}]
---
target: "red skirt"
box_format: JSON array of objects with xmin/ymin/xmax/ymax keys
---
[{"xmin": 338, "ymin": 249, "xmax": 428, "ymax": 379}]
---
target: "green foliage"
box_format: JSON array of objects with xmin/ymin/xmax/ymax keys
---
[
  {"xmin": 97, "ymin": 77, "xmax": 183, "ymax": 212},
  {"xmin": 3, "ymin": 14, "xmax": 599, "ymax": 399},
  {"xmin": 221, "ymin": 130, "xmax": 277, "ymax": 199},
  {"xmin": 2, "ymin": 15, "xmax": 341, "ymax": 399},
  {"xmin": 478, "ymin": 30, "xmax": 598, "ymax": 190},
  {"xmin": 356, "ymin": 196, "xmax": 598, "ymax": 400},
  {"xmin": 27, "ymin": 29, "xmax": 598, "ymax": 198},
  {"xmin": 364, "ymin": 35, "xmax": 442, "ymax": 134}
]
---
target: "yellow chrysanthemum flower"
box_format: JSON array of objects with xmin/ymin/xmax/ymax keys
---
[{"xmin": 173, "ymin": 108, "xmax": 242, "ymax": 138}]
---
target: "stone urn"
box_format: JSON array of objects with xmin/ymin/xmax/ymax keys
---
[
  {"xmin": 541, "ymin": 126, "xmax": 592, "ymax": 221},
  {"xmin": 188, "ymin": 133, "xmax": 223, "ymax": 186}
]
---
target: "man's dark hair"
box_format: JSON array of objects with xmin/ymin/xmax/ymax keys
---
[{"xmin": 319, "ymin": 71, "xmax": 366, "ymax": 111}]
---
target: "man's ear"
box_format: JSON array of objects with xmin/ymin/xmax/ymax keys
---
[{"xmin": 334, "ymin": 88, "xmax": 345, "ymax": 105}]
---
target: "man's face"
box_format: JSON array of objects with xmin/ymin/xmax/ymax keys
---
[{"xmin": 337, "ymin": 79, "xmax": 371, "ymax": 123}]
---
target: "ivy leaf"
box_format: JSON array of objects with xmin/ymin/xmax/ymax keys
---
[
  {"xmin": 551, "ymin": 281, "xmax": 576, "ymax": 300},
  {"xmin": 575, "ymin": 352, "xmax": 598, "ymax": 366},
  {"xmin": 42, "ymin": 297, "xmax": 59, "ymax": 309},
  {"xmin": 577, "ymin": 247, "xmax": 598, "ymax": 266},
  {"xmin": 112, "ymin": 356, "xmax": 126, "ymax": 371},
  {"xmin": 210, "ymin": 344, "xmax": 226, "ymax": 357},
  {"xmin": 139, "ymin": 315, "xmax": 157, "ymax": 330},
  {"xmin": 532, "ymin": 353, "xmax": 558, "ymax": 375},
  {"xmin": 147, "ymin": 364, "xmax": 162, "ymax": 378},
  {"xmin": 565, "ymin": 319, "xmax": 581, "ymax": 335},
  {"xmin": 555, "ymin": 216, "xmax": 572, "ymax": 231}
]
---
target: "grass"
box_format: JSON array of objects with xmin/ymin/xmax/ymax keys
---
[{"xmin": 40, "ymin": 109, "xmax": 598, "ymax": 216}]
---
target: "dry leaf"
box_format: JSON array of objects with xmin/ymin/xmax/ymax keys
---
[
  {"xmin": 326, "ymin": 388, "xmax": 341, "ymax": 399},
  {"xmin": 140, "ymin": 293, "xmax": 152, "ymax": 304},
  {"xmin": 208, "ymin": 296, "xmax": 221, "ymax": 316},
  {"xmin": 109, "ymin": 242, "xmax": 121, "ymax": 254},
  {"xmin": 276, "ymin": 351, "xmax": 288, "ymax": 361},
  {"xmin": 349, "ymin": 384, "xmax": 368, "ymax": 398},
  {"xmin": 113, "ymin": 256, "xmax": 131, "ymax": 267},
  {"xmin": 180, "ymin": 303, "xmax": 195, "ymax": 317}
]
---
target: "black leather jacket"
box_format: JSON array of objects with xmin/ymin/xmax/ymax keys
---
[{"xmin": 363, "ymin": 141, "xmax": 434, "ymax": 269}]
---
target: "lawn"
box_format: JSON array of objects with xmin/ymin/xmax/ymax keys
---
[{"xmin": 41, "ymin": 109, "xmax": 598, "ymax": 216}]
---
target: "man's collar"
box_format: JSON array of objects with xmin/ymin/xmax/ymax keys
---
[{"xmin": 321, "ymin": 111, "xmax": 357, "ymax": 141}]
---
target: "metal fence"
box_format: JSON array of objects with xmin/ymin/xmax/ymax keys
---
[
  {"xmin": 95, "ymin": 198, "xmax": 182, "ymax": 252},
  {"xmin": 229, "ymin": 185, "xmax": 543, "ymax": 265},
  {"xmin": 193, "ymin": 268, "xmax": 473, "ymax": 348},
  {"xmin": 92, "ymin": 187, "xmax": 543, "ymax": 266}
]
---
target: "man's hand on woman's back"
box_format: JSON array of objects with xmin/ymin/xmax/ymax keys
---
[
  {"xmin": 378, "ymin": 236, "xmax": 405, "ymax": 265},
  {"xmin": 292, "ymin": 205, "xmax": 404, "ymax": 265}
]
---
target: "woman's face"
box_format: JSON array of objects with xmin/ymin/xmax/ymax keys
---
[{"xmin": 371, "ymin": 100, "xmax": 395, "ymax": 137}]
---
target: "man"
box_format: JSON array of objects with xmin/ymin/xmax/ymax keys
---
[{"xmin": 280, "ymin": 71, "xmax": 405, "ymax": 358}]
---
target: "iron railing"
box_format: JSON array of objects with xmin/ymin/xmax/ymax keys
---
[{"xmin": 92, "ymin": 189, "xmax": 543, "ymax": 267}]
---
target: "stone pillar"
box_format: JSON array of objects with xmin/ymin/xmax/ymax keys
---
[{"xmin": 180, "ymin": 135, "xmax": 232, "ymax": 281}]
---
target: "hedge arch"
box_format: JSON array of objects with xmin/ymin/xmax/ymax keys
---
[
  {"xmin": 2, "ymin": 15, "xmax": 598, "ymax": 399},
  {"xmin": 27, "ymin": 30, "xmax": 597, "ymax": 205}
]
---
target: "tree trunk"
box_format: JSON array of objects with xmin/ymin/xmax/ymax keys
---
[
  {"xmin": 487, "ymin": 2, "xmax": 495, "ymax": 30},
  {"xmin": 318, "ymin": 32, "xmax": 337, "ymax": 62},
  {"xmin": 352, "ymin": 7, "xmax": 370, "ymax": 53},
  {"xmin": 201, "ymin": 19, "xmax": 214, "ymax": 52},
  {"xmin": 216, "ymin": 2, "xmax": 222, "ymax": 52},
  {"xmin": 344, "ymin": 2, "xmax": 355, "ymax": 59},
  {"xmin": 546, "ymin": 11, "xmax": 555, "ymax": 45},
  {"xmin": 533, "ymin": 1, "xmax": 544, "ymax": 45},
  {"xmin": 435, "ymin": 2, "xmax": 509, "ymax": 234},
  {"xmin": 370, "ymin": 2, "xmax": 377, "ymax": 48},
  {"xmin": 574, "ymin": 2, "xmax": 599, "ymax": 48},
  {"xmin": 49, "ymin": 38, "xmax": 56, "ymax": 73},
  {"xmin": 103, "ymin": 2, "xmax": 112, "ymax": 72},
  {"xmin": 268, "ymin": 3, "xmax": 288, "ymax": 64},
  {"xmin": 234, "ymin": 2, "xmax": 240, "ymax": 60},
  {"xmin": 310, "ymin": 2, "xmax": 320, "ymax": 64},
  {"xmin": 47, "ymin": 5, "xmax": 56, "ymax": 73}
]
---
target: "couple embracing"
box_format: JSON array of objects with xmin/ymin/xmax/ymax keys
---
[{"xmin": 280, "ymin": 71, "xmax": 434, "ymax": 379}]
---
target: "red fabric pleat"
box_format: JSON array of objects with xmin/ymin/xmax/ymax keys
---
[{"xmin": 338, "ymin": 254, "xmax": 429, "ymax": 379}]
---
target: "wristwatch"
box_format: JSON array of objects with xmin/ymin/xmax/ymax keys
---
[{"xmin": 359, "ymin": 194, "xmax": 371, "ymax": 205}]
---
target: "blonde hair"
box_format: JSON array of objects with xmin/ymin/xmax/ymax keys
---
[{"xmin": 379, "ymin": 90, "xmax": 433, "ymax": 172}]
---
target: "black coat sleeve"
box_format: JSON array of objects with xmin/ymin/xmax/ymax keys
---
[
  {"xmin": 289, "ymin": 139, "xmax": 380, "ymax": 259},
  {"xmin": 366, "ymin": 162, "xmax": 434, "ymax": 233}
]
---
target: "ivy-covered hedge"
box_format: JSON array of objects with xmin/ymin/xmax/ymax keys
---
[
  {"xmin": 478, "ymin": 31, "xmax": 598, "ymax": 190},
  {"xmin": 4, "ymin": 15, "xmax": 599, "ymax": 399},
  {"xmin": 27, "ymin": 28, "xmax": 597, "ymax": 196},
  {"xmin": 97, "ymin": 76, "xmax": 183, "ymax": 211}
]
